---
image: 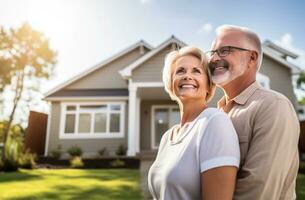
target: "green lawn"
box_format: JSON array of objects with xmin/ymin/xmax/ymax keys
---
[
  {"xmin": 0, "ymin": 169, "xmax": 143, "ymax": 200},
  {"xmin": 297, "ymin": 173, "xmax": 305, "ymax": 200},
  {"xmin": 0, "ymin": 169, "xmax": 304, "ymax": 200}
]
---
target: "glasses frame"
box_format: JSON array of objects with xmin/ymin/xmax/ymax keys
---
[{"xmin": 206, "ymin": 46, "xmax": 253, "ymax": 58}]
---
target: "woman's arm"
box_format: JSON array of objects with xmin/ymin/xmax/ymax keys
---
[
  {"xmin": 201, "ymin": 166, "xmax": 237, "ymax": 200},
  {"xmin": 198, "ymin": 112, "xmax": 240, "ymax": 200}
]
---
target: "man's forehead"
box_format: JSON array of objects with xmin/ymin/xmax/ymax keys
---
[{"xmin": 211, "ymin": 31, "xmax": 246, "ymax": 49}]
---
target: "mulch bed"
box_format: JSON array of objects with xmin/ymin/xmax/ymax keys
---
[{"xmin": 36, "ymin": 156, "xmax": 140, "ymax": 169}]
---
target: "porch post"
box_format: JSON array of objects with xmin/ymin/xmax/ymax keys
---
[
  {"xmin": 135, "ymin": 97, "xmax": 141, "ymax": 153},
  {"xmin": 127, "ymin": 80, "xmax": 137, "ymax": 156}
]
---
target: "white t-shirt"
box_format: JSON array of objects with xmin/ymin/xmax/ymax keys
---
[{"xmin": 148, "ymin": 108, "xmax": 240, "ymax": 200}]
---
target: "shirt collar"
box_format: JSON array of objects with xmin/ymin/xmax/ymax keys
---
[{"xmin": 218, "ymin": 81, "xmax": 261, "ymax": 108}]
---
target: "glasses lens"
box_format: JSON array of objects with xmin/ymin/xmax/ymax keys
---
[{"xmin": 218, "ymin": 47, "xmax": 230, "ymax": 57}]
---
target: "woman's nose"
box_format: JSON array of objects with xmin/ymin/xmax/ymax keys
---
[{"xmin": 183, "ymin": 74, "xmax": 193, "ymax": 80}]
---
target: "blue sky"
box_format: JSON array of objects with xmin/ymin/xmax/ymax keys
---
[{"xmin": 0, "ymin": 0, "xmax": 305, "ymax": 114}]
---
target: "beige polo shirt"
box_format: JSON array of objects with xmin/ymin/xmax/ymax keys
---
[{"xmin": 218, "ymin": 81, "xmax": 300, "ymax": 200}]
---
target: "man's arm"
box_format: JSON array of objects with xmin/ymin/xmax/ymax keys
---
[{"xmin": 234, "ymin": 98, "xmax": 300, "ymax": 200}]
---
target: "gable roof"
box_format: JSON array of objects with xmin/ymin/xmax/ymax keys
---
[
  {"xmin": 45, "ymin": 37, "xmax": 303, "ymax": 99},
  {"xmin": 263, "ymin": 40, "xmax": 298, "ymax": 59},
  {"xmin": 262, "ymin": 41, "xmax": 302, "ymax": 74},
  {"xmin": 44, "ymin": 40, "xmax": 153, "ymax": 98},
  {"xmin": 119, "ymin": 35, "xmax": 187, "ymax": 79}
]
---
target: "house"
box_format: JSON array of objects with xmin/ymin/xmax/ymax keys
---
[{"xmin": 44, "ymin": 36, "xmax": 302, "ymax": 158}]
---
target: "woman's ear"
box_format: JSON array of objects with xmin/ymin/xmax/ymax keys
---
[{"xmin": 205, "ymin": 90, "xmax": 210, "ymax": 102}]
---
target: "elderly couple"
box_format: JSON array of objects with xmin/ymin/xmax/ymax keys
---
[{"xmin": 148, "ymin": 25, "xmax": 300, "ymax": 200}]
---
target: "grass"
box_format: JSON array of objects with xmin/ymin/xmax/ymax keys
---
[
  {"xmin": 0, "ymin": 168, "xmax": 304, "ymax": 200},
  {"xmin": 0, "ymin": 169, "xmax": 142, "ymax": 200},
  {"xmin": 297, "ymin": 173, "xmax": 305, "ymax": 200}
]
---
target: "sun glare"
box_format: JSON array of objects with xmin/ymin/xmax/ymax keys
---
[{"xmin": 25, "ymin": 0, "xmax": 68, "ymax": 31}]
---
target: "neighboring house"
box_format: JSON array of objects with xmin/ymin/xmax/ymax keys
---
[{"xmin": 44, "ymin": 36, "xmax": 302, "ymax": 158}]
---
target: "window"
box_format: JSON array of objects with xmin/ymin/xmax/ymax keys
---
[
  {"xmin": 64, "ymin": 114, "xmax": 75, "ymax": 133},
  {"xmin": 60, "ymin": 102, "xmax": 125, "ymax": 139},
  {"xmin": 151, "ymin": 105, "xmax": 180, "ymax": 149}
]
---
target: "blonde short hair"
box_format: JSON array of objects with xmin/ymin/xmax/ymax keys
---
[{"xmin": 162, "ymin": 46, "xmax": 215, "ymax": 103}]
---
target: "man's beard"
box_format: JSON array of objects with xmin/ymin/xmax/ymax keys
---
[{"xmin": 208, "ymin": 60, "xmax": 231, "ymax": 86}]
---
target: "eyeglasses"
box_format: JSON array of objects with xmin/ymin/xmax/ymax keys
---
[{"xmin": 205, "ymin": 46, "xmax": 253, "ymax": 58}]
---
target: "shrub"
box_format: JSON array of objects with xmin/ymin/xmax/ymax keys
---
[
  {"xmin": 18, "ymin": 150, "xmax": 37, "ymax": 169},
  {"xmin": 0, "ymin": 122, "xmax": 26, "ymax": 172},
  {"xmin": 98, "ymin": 147, "xmax": 108, "ymax": 157},
  {"xmin": 1, "ymin": 138, "xmax": 21, "ymax": 172},
  {"xmin": 115, "ymin": 144, "xmax": 127, "ymax": 156},
  {"xmin": 110, "ymin": 158, "xmax": 125, "ymax": 168},
  {"xmin": 70, "ymin": 156, "xmax": 84, "ymax": 168},
  {"xmin": 50, "ymin": 145, "xmax": 62, "ymax": 160},
  {"xmin": 67, "ymin": 146, "xmax": 82, "ymax": 157}
]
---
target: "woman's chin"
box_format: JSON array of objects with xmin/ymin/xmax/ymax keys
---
[{"xmin": 177, "ymin": 94, "xmax": 201, "ymax": 102}]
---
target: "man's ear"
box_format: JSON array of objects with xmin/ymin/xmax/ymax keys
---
[
  {"xmin": 250, "ymin": 51, "xmax": 258, "ymax": 62},
  {"xmin": 248, "ymin": 51, "xmax": 258, "ymax": 69}
]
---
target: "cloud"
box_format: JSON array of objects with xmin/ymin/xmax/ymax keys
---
[
  {"xmin": 280, "ymin": 33, "xmax": 293, "ymax": 46},
  {"xmin": 140, "ymin": 0, "xmax": 151, "ymax": 4},
  {"xmin": 198, "ymin": 23, "xmax": 213, "ymax": 34}
]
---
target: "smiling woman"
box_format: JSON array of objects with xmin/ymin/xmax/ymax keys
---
[{"xmin": 148, "ymin": 46, "xmax": 240, "ymax": 200}]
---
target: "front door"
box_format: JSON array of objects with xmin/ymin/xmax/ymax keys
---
[{"xmin": 151, "ymin": 105, "xmax": 180, "ymax": 149}]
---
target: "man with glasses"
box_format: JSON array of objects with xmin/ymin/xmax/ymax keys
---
[{"xmin": 207, "ymin": 25, "xmax": 300, "ymax": 199}]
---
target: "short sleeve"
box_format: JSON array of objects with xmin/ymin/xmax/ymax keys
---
[{"xmin": 199, "ymin": 112, "xmax": 240, "ymax": 173}]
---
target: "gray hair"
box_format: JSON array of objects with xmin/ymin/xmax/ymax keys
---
[
  {"xmin": 216, "ymin": 25, "xmax": 263, "ymax": 71},
  {"xmin": 162, "ymin": 46, "xmax": 215, "ymax": 103}
]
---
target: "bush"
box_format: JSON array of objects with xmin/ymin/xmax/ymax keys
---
[
  {"xmin": 70, "ymin": 156, "xmax": 84, "ymax": 168},
  {"xmin": 110, "ymin": 158, "xmax": 125, "ymax": 167},
  {"xmin": 0, "ymin": 122, "xmax": 28, "ymax": 172},
  {"xmin": 18, "ymin": 150, "xmax": 37, "ymax": 169},
  {"xmin": 50, "ymin": 145, "xmax": 62, "ymax": 160},
  {"xmin": 1, "ymin": 159, "xmax": 18, "ymax": 172},
  {"xmin": 98, "ymin": 147, "xmax": 108, "ymax": 157},
  {"xmin": 67, "ymin": 146, "xmax": 82, "ymax": 157},
  {"xmin": 115, "ymin": 144, "xmax": 127, "ymax": 156},
  {"xmin": 1, "ymin": 138, "xmax": 21, "ymax": 171}
]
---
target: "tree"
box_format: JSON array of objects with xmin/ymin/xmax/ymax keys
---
[
  {"xmin": 0, "ymin": 23, "xmax": 57, "ymax": 163},
  {"xmin": 297, "ymin": 72, "xmax": 305, "ymax": 89}
]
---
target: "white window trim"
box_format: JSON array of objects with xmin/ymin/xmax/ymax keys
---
[
  {"xmin": 59, "ymin": 101, "xmax": 125, "ymax": 139},
  {"xmin": 151, "ymin": 105, "xmax": 179, "ymax": 149},
  {"xmin": 257, "ymin": 73, "xmax": 270, "ymax": 89}
]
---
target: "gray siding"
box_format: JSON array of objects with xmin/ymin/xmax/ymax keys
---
[
  {"xmin": 67, "ymin": 47, "xmax": 150, "ymax": 89},
  {"xmin": 208, "ymin": 88, "xmax": 225, "ymax": 108},
  {"xmin": 259, "ymin": 55, "xmax": 297, "ymax": 106},
  {"xmin": 47, "ymin": 101, "xmax": 129, "ymax": 158},
  {"xmin": 48, "ymin": 102, "xmax": 61, "ymax": 154},
  {"xmin": 132, "ymin": 46, "xmax": 172, "ymax": 82},
  {"xmin": 140, "ymin": 100, "xmax": 177, "ymax": 151}
]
